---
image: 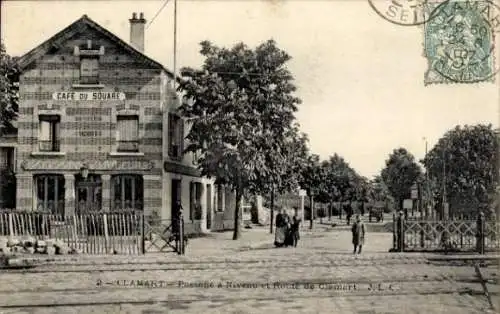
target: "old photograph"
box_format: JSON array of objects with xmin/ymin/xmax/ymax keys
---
[{"xmin": 0, "ymin": 0, "xmax": 499, "ymax": 313}]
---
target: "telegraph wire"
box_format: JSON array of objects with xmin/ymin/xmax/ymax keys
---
[{"xmin": 147, "ymin": 0, "xmax": 171, "ymax": 30}]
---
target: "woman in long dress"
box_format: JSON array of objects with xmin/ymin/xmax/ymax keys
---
[{"xmin": 274, "ymin": 209, "xmax": 287, "ymax": 247}]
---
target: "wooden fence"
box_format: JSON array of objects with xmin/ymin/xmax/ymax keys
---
[
  {"xmin": 0, "ymin": 210, "xmax": 144, "ymax": 254},
  {"xmin": 393, "ymin": 211, "xmax": 499, "ymax": 253}
]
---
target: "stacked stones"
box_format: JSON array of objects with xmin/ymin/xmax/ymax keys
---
[{"xmin": 0, "ymin": 237, "xmax": 78, "ymax": 256}]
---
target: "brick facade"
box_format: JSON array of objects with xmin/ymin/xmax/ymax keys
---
[
  {"xmin": 14, "ymin": 16, "xmax": 166, "ymax": 217},
  {"xmin": 5, "ymin": 14, "xmax": 237, "ymax": 235}
]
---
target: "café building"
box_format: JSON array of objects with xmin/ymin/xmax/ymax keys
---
[{"xmin": 13, "ymin": 13, "xmax": 224, "ymax": 233}]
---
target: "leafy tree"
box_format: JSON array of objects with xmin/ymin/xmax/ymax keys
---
[
  {"xmin": 321, "ymin": 154, "xmax": 359, "ymax": 218},
  {"xmin": 299, "ymin": 154, "xmax": 325, "ymax": 229},
  {"xmin": 422, "ymin": 125, "xmax": 499, "ymax": 216},
  {"xmin": 381, "ymin": 148, "xmax": 422, "ymax": 210},
  {"xmin": 178, "ymin": 40, "xmax": 301, "ymax": 240},
  {"xmin": 0, "ymin": 43, "xmax": 19, "ymax": 135}
]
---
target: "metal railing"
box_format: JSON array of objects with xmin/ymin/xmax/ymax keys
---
[
  {"xmin": 117, "ymin": 140, "xmax": 139, "ymax": 152},
  {"xmin": 38, "ymin": 140, "xmax": 60, "ymax": 152},
  {"xmin": 392, "ymin": 211, "xmax": 499, "ymax": 253}
]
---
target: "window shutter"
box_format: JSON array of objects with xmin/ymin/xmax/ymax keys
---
[
  {"xmin": 179, "ymin": 118, "xmax": 184, "ymax": 158},
  {"xmin": 168, "ymin": 114, "xmax": 174, "ymax": 156}
]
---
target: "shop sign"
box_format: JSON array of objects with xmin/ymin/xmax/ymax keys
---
[
  {"xmin": 21, "ymin": 160, "xmax": 154, "ymax": 171},
  {"xmin": 52, "ymin": 92, "xmax": 126, "ymax": 101}
]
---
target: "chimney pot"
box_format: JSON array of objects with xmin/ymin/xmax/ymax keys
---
[{"xmin": 129, "ymin": 12, "xmax": 146, "ymax": 52}]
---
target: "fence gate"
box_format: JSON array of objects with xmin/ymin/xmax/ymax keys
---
[
  {"xmin": 143, "ymin": 217, "xmax": 186, "ymax": 254},
  {"xmin": 392, "ymin": 212, "xmax": 500, "ymax": 253}
]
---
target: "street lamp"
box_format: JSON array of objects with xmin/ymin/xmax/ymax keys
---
[{"xmin": 80, "ymin": 163, "xmax": 89, "ymax": 180}]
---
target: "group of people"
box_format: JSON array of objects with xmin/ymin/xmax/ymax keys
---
[
  {"xmin": 274, "ymin": 208, "xmax": 301, "ymax": 248},
  {"xmin": 273, "ymin": 207, "xmax": 366, "ymax": 254}
]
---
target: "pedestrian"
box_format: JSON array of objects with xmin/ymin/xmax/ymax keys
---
[
  {"xmin": 274, "ymin": 208, "xmax": 286, "ymax": 247},
  {"xmin": 351, "ymin": 215, "xmax": 365, "ymax": 254},
  {"xmin": 289, "ymin": 213, "xmax": 301, "ymax": 247},
  {"xmin": 345, "ymin": 203, "xmax": 353, "ymax": 226}
]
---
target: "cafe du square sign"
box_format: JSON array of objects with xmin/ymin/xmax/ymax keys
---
[{"xmin": 52, "ymin": 91, "xmax": 126, "ymax": 101}]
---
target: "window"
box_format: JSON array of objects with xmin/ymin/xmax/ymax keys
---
[
  {"xmin": 168, "ymin": 113, "xmax": 184, "ymax": 159},
  {"xmin": 111, "ymin": 175, "xmax": 143, "ymax": 210},
  {"xmin": 38, "ymin": 115, "xmax": 60, "ymax": 152},
  {"xmin": 35, "ymin": 174, "xmax": 65, "ymax": 216},
  {"xmin": 117, "ymin": 115, "xmax": 139, "ymax": 152},
  {"xmin": 80, "ymin": 57, "xmax": 99, "ymax": 84}
]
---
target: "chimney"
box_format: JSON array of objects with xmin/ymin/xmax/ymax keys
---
[{"xmin": 129, "ymin": 12, "xmax": 146, "ymax": 52}]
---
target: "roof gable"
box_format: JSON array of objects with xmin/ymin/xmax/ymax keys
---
[{"xmin": 17, "ymin": 15, "xmax": 173, "ymax": 78}]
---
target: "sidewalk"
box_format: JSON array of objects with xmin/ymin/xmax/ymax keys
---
[{"xmin": 5, "ymin": 226, "xmax": 497, "ymax": 267}]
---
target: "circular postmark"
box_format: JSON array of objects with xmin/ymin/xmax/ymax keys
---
[
  {"xmin": 368, "ymin": 0, "xmax": 450, "ymax": 26},
  {"xmin": 424, "ymin": 0, "xmax": 500, "ymax": 84}
]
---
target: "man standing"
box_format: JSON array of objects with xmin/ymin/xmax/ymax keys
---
[{"xmin": 351, "ymin": 215, "xmax": 365, "ymax": 254}]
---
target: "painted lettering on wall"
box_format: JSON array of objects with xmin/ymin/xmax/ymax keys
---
[
  {"xmin": 52, "ymin": 92, "xmax": 126, "ymax": 101},
  {"xmin": 21, "ymin": 160, "xmax": 154, "ymax": 171}
]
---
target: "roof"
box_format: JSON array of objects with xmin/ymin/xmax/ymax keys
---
[{"xmin": 16, "ymin": 14, "xmax": 176, "ymax": 80}]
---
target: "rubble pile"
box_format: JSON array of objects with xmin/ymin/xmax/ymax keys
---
[{"xmin": 0, "ymin": 237, "xmax": 79, "ymax": 256}]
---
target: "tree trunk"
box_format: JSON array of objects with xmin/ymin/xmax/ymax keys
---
[
  {"xmin": 309, "ymin": 195, "xmax": 314, "ymax": 229},
  {"xmin": 328, "ymin": 200, "xmax": 332, "ymax": 221},
  {"xmin": 232, "ymin": 186, "xmax": 243, "ymax": 240},
  {"xmin": 269, "ymin": 186, "xmax": 274, "ymax": 234}
]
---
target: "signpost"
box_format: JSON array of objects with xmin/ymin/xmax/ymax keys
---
[{"xmin": 298, "ymin": 189, "xmax": 306, "ymax": 229}]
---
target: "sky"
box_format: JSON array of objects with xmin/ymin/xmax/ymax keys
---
[{"xmin": 2, "ymin": 0, "xmax": 499, "ymax": 178}]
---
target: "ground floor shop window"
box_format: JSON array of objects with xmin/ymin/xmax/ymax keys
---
[
  {"xmin": 111, "ymin": 175, "xmax": 143, "ymax": 211},
  {"xmin": 35, "ymin": 174, "xmax": 65, "ymax": 216}
]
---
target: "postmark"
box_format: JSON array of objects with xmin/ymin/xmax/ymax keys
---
[
  {"xmin": 368, "ymin": 0, "xmax": 450, "ymax": 26},
  {"xmin": 424, "ymin": 0, "xmax": 500, "ymax": 84}
]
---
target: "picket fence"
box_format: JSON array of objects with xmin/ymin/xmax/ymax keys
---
[{"xmin": 0, "ymin": 210, "xmax": 183, "ymax": 255}]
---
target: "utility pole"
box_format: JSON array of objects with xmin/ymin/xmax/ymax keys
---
[{"xmin": 173, "ymin": 0, "xmax": 178, "ymax": 94}]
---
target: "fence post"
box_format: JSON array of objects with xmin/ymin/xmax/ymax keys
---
[
  {"xmin": 397, "ymin": 211, "xmax": 404, "ymax": 252},
  {"xmin": 141, "ymin": 213, "xmax": 145, "ymax": 254},
  {"xmin": 392, "ymin": 212, "xmax": 397, "ymax": 250},
  {"xmin": 476, "ymin": 212, "xmax": 485, "ymax": 255},
  {"xmin": 178, "ymin": 213, "xmax": 184, "ymax": 255},
  {"xmin": 8, "ymin": 212, "xmax": 13, "ymax": 237},
  {"xmin": 103, "ymin": 213, "xmax": 109, "ymax": 253}
]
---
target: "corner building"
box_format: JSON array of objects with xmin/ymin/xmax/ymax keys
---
[{"xmin": 13, "ymin": 13, "xmax": 240, "ymax": 234}]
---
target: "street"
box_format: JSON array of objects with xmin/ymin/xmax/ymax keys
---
[{"xmin": 0, "ymin": 222, "xmax": 498, "ymax": 314}]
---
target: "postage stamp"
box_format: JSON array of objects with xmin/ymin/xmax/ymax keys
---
[{"xmin": 423, "ymin": 0, "xmax": 499, "ymax": 84}]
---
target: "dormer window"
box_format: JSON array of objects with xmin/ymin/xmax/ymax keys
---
[{"xmin": 74, "ymin": 40, "xmax": 104, "ymax": 86}]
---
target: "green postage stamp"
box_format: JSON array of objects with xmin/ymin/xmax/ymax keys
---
[{"xmin": 424, "ymin": 0, "xmax": 500, "ymax": 85}]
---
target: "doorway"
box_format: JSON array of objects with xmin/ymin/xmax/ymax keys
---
[
  {"xmin": 206, "ymin": 184, "xmax": 212, "ymax": 230},
  {"xmin": 76, "ymin": 174, "xmax": 102, "ymax": 213},
  {"xmin": 171, "ymin": 179, "xmax": 182, "ymax": 221}
]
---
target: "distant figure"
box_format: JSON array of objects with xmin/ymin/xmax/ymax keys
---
[
  {"xmin": 345, "ymin": 203, "xmax": 353, "ymax": 225},
  {"xmin": 274, "ymin": 209, "xmax": 286, "ymax": 247},
  {"xmin": 351, "ymin": 215, "xmax": 365, "ymax": 254},
  {"xmin": 288, "ymin": 214, "xmax": 301, "ymax": 247}
]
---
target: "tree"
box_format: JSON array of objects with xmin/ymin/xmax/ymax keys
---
[
  {"xmin": 321, "ymin": 154, "xmax": 359, "ymax": 219},
  {"xmin": 381, "ymin": 148, "xmax": 422, "ymax": 211},
  {"xmin": 422, "ymin": 125, "xmax": 499, "ymax": 216},
  {"xmin": 178, "ymin": 40, "xmax": 302, "ymax": 240},
  {"xmin": 0, "ymin": 43, "xmax": 19, "ymax": 135},
  {"xmin": 299, "ymin": 154, "xmax": 325, "ymax": 229}
]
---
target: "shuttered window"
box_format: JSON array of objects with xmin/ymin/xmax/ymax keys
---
[
  {"xmin": 117, "ymin": 115, "xmax": 139, "ymax": 152},
  {"xmin": 168, "ymin": 113, "xmax": 184, "ymax": 159}
]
